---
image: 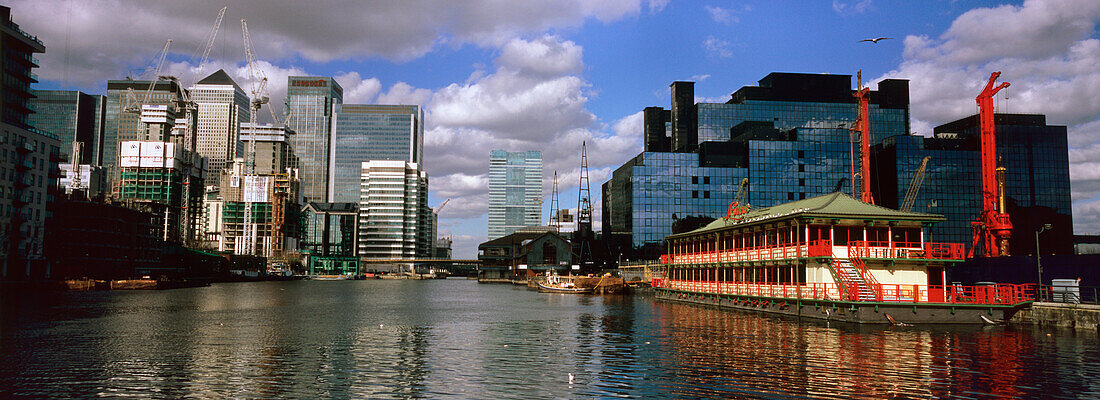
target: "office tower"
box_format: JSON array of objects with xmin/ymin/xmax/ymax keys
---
[
  {"xmin": 488, "ymin": 150, "xmax": 543, "ymax": 239},
  {"xmin": 604, "ymin": 73, "xmax": 910, "ymax": 257},
  {"xmin": 29, "ymin": 90, "xmax": 105, "ymax": 165},
  {"xmin": 104, "ymin": 79, "xmax": 182, "ymax": 185},
  {"xmin": 191, "ymin": 69, "xmax": 248, "ymax": 184},
  {"xmin": 874, "ymin": 114, "xmax": 1073, "ymax": 255},
  {"xmin": 0, "ymin": 5, "xmax": 53, "ymax": 278},
  {"xmin": 328, "ymin": 104, "xmax": 423, "ymax": 203},
  {"xmin": 358, "ymin": 160, "xmax": 430, "ymax": 259},
  {"xmin": 239, "ymin": 123, "xmax": 297, "ymax": 176},
  {"xmin": 285, "ymin": 76, "xmax": 342, "ymax": 203},
  {"xmin": 211, "ymin": 156, "xmax": 298, "ymax": 256}
]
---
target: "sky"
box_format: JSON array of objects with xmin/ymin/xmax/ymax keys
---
[{"xmin": 10, "ymin": 0, "xmax": 1100, "ymax": 258}]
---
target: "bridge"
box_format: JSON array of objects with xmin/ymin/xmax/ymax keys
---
[{"xmin": 359, "ymin": 258, "xmax": 481, "ymax": 265}]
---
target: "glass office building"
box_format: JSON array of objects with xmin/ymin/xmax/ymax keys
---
[
  {"xmin": 191, "ymin": 69, "xmax": 248, "ymax": 185},
  {"xmin": 488, "ymin": 150, "xmax": 543, "ymax": 239},
  {"xmin": 603, "ymin": 73, "xmax": 911, "ymax": 256},
  {"xmin": 328, "ymin": 104, "xmax": 423, "ymax": 203},
  {"xmin": 874, "ymin": 114, "xmax": 1073, "ymax": 255},
  {"xmin": 28, "ymin": 90, "xmax": 105, "ymax": 165},
  {"xmin": 285, "ymin": 76, "xmax": 342, "ymax": 203}
]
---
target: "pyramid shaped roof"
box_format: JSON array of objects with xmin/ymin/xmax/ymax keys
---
[{"xmin": 196, "ymin": 69, "xmax": 243, "ymax": 91}]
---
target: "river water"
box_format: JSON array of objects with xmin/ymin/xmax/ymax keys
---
[{"xmin": 2, "ymin": 279, "xmax": 1098, "ymax": 399}]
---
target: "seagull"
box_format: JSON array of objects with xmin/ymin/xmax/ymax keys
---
[{"xmin": 859, "ymin": 37, "xmax": 893, "ymax": 43}]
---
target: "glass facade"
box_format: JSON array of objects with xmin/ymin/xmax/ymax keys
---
[
  {"xmin": 876, "ymin": 114, "xmax": 1073, "ymax": 255},
  {"xmin": 285, "ymin": 76, "xmax": 342, "ymax": 203},
  {"xmin": 604, "ymin": 73, "xmax": 910, "ymax": 256},
  {"xmin": 191, "ymin": 70, "xmax": 248, "ymax": 184},
  {"xmin": 358, "ymin": 160, "xmax": 431, "ymax": 259},
  {"xmin": 28, "ymin": 90, "xmax": 102, "ymax": 165},
  {"xmin": 104, "ymin": 80, "xmax": 181, "ymax": 184},
  {"xmin": 329, "ymin": 104, "xmax": 422, "ymax": 203},
  {"xmin": 488, "ymin": 150, "xmax": 543, "ymax": 239}
]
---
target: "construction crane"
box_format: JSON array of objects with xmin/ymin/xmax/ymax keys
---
[
  {"xmin": 900, "ymin": 156, "xmax": 931, "ymax": 212},
  {"xmin": 435, "ymin": 198, "xmax": 451, "ymax": 214},
  {"xmin": 724, "ymin": 178, "xmax": 750, "ymax": 220},
  {"xmin": 192, "ymin": 6, "xmax": 227, "ymax": 80},
  {"xmin": 123, "ymin": 39, "xmax": 172, "ymax": 114},
  {"xmin": 240, "ymin": 18, "xmax": 269, "ymax": 256},
  {"xmin": 574, "ymin": 142, "xmax": 594, "ymax": 268},
  {"xmin": 970, "ymin": 72, "xmax": 1013, "ymax": 258},
  {"xmin": 852, "ymin": 70, "xmax": 874, "ymax": 204}
]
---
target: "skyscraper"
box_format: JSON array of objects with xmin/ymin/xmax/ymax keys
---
[
  {"xmin": 488, "ymin": 150, "xmax": 543, "ymax": 239},
  {"xmin": 285, "ymin": 76, "xmax": 342, "ymax": 203},
  {"xmin": 28, "ymin": 90, "xmax": 105, "ymax": 165},
  {"xmin": 191, "ymin": 69, "xmax": 248, "ymax": 184},
  {"xmin": 328, "ymin": 104, "xmax": 423, "ymax": 203},
  {"xmin": 358, "ymin": 160, "xmax": 430, "ymax": 259}
]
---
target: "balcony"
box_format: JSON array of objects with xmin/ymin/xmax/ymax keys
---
[{"xmin": 848, "ymin": 241, "xmax": 965, "ymax": 261}]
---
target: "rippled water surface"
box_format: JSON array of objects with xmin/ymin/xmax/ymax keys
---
[{"xmin": 2, "ymin": 280, "xmax": 1099, "ymax": 399}]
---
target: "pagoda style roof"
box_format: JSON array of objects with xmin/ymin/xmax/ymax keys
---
[{"xmin": 669, "ymin": 192, "xmax": 945, "ymax": 239}]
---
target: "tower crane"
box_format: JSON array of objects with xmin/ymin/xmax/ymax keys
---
[
  {"xmin": 852, "ymin": 70, "xmax": 874, "ymax": 204},
  {"xmin": 192, "ymin": 6, "xmax": 226, "ymax": 80},
  {"xmin": 240, "ymin": 18, "xmax": 270, "ymax": 256},
  {"xmin": 549, "ymin": 171, "xmax": 560, "ymax": 228},
  {"xmin": 900, "ymin": 156, "xmax": 930, "ymax": 212},
  {"xmin": 123, "ymin": 39, "xmax": 172, "ymax": 114},
  {"xmin": 970, "ymin": 72, "xmax": 1013, "ymax": 258},
  {"xmin": 435, "ymin": 198, "xmax": 451, "ymax": 214}
]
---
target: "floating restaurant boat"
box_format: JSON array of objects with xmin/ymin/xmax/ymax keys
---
[
  {"xmin": 310, "ymin": 274, "xmax": 355, "ymax": 281},
  {"xmin": 537, "ymin": 274, "xmax": 594, "ymax": 294},
  {"xmin": 653, "ymin": 192, "xmax": 1034, "ymax": 324}
]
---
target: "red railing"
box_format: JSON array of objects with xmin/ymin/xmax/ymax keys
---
[
  {"xmin": 848, "ymin": 241, "xmax": 964, "ymax": 261},
  {"xmin": 664, "ymin": 241, "xmax": 822, "ymax": 264},
  {"xmin": 651, "ymin": 279, "xmax": 1034, "ymax": 305},
  {"xmin": 808, "ymin": 240, "xmax": 832, "ymax": 257}
]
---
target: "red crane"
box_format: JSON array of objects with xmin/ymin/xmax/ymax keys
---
[
  {"xmin": 852, "ymin": 72, "xmax": 874, "ymax": 204},
  {"xmin": 970, "ymin": 72, "xmax": 1013, "ymax": 258}
]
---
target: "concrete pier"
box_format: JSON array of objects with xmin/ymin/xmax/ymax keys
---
[{"xmin": 1011, "ymin": 302, "xmax": 1100, "ymax": 331}]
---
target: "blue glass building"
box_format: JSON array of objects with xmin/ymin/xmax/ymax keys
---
[
  {"xmin": 604, "ymin": 73, "xmax": 911, "ymax": 258},
  {"xmin": 874, "ymin": 114, "xmax": 1073, "ymax": 255},
  {"xmin": 28, "ymin": 90, "xmax": 105, "ymax": 165},
  {"xmin": 285, "ymin": 76, "xmax": 342, "ymax": 203},
  {"xmin": 328, "ymin": 104, "xmax": 423, "ymax": 203},
  {"xmin": 488, "ymin": 150, "xmax": 543, "ymax": 239}
]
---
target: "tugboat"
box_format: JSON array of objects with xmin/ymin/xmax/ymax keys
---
[{"xmin": 537, "ymin": 273, "xmax": 593, "ymax": 294}]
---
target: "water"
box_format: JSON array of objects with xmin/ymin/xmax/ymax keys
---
[{"xmin": 2, "ymin": 280, "xmax": 1098, "ymax": 399}]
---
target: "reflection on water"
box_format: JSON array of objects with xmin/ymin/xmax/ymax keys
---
[{"xmin": 2, "ymin": 280, "xmax": 1098, "ymax": 399}]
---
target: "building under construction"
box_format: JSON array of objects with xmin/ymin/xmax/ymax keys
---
[{"xmin": 212, "ymin": 157, "xmax": 299, "ymax": 257}]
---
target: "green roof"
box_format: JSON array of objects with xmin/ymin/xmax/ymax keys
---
[{"xmin": 670, "ymin": 192, "xmax": 945, "ymax": 239}]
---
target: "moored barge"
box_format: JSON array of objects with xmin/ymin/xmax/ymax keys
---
[{"xmin": 653, "ymin": 192, "xmax": 1033, "ymax": 324}]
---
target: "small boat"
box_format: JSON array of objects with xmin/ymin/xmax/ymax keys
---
[
  {"xmin": 310, "ymin": 274, "xmax": 355, "ymax": 281},
  {"xmin": 538, "ymin": 274, "xmax": 593, "ymax": 294}
]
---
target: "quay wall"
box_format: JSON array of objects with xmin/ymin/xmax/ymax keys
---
[{"xmin": 1011, "ymin": 302, "xmax": 1100, "ymax": 331}]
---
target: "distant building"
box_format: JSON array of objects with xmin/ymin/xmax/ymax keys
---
[
  {"xmin": 28, "ymin": 90, "xmax": 106, "ymax": 165},
  {"xmin": 211, "ymin": 157, "xmax": 298, "ymax": 257},
  {"xmin": 300, "ymin": 202, "xmax": 359, "ymax": 275},
  {"xmin": 58, "ymin": 163, "xmax": 106, "ymax": 200},
  {"xmin": 328, "ymin": 104, "xmax": 423, "ymax": 203},
  {"xmin": 477, "ymin": 231, "xmax": 573, "ymax": 281},
  {"xmin": 285, "ymin": 76, "xmax": 342, "ymax": 203},
  {"xmin": 116, "ymin": 140, "xmax": 206, "ymax": 244},
  {"xmin": 239, "ymin": 123, "xmax": 297, "ymax": 176},
  {"xmin": 433, "ymin": 237, "xmax": 452, "ymax": 259},
  {"xmin": 488, "ymin": 150, "xmax": 543, "ymax": 239},
  {"xmin": 358, "ymin": 160, "xmax": 431, "ymax": 259},
  {"xmin": 104, "ymin": 79, "xmax": 183, "ymax": 187},
  {"xmin": 191, "ymin": 69, "xmax": 248, "ymax": 184},
  {"xmin": 0, "ymin": 5, "xmax": 56, "ymax": 279}
]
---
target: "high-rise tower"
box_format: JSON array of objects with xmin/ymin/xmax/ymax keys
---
[
  {"xmin": 285, "ymin": 76, "xmax": 342, "ymax": 203},
  {"xmin": 488, "ymin": 150, "xmax": 543, "ymax": 239},
  {"xmin": 328, "ymin": 104, "xmax": 423, "ymax": 203},
  {"xmin": 191, "ymin": 69, "xmax": 248, "ymax": 185}
]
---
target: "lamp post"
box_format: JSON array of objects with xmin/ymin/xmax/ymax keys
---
[{"xmin": 1036, "ymin": 223, "xmax": 1052, "ymax": 288}]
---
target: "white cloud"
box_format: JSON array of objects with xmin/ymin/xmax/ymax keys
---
[
  {"xmin": 11, "ymin": 0, "xmax": 663, "ymax": 89},
  {"xmin": 336, "ymin": 72, "xmax": 382, "ymax": 104},
  {"xmin": 875, "ymin": 0, "xmax": 1100, "ymax": 233},
  {"xmin": 496, "ymin": 35, "xmax": 583, "ymax": 78},
  {"xmin": 377, "ymin": 82, "xmax": 433, "ymax": 106},
  {"xmin": 705, "ymin": 6, "xmax": 738, "ymax": 25},
  {"xmin": 832, "ymin": 0, "xmax": 872, "ymax": 16},
  {"xmin": 703, "ymin": 36, "xmax": 733, "ymax": 59},
  {"xmin": 690, "ymin": 74, "xmax": 711, "ymax": 81}
]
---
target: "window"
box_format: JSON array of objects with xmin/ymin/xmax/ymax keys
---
[
  {"xmin": 692, "ymin": 190, "xmax": 698, "ymax": 198},
  {"xmin": 692, "ymin": 176, "xmax": 698, "ymax": 184},
  {"xmin": 798, "ymin": 164, "xmax": 805, "ymax": 172},
  {"xmin": 703, "ymin": 177, "xmax": 710, "ymax": 184},
  {"xmin": 788, "ymin": 192, "xmax": 794, "ymax": 200},
  {"xmin": 703, "ymin": 191, "xmax": 710, "ymax": 198}
]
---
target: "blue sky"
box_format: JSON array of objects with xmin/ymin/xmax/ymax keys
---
[{"xmin": 13, "ymin": 0, "xmax": 1100, "ymax": 257}]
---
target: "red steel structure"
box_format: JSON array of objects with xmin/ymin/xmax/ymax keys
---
[
  {"xmin": 971, "ymin": 72, "xmax": 1013, "ymax": 258},
  {"xmin": 852, "ymin": 72, "xmax": 874, "ymax": 204}
]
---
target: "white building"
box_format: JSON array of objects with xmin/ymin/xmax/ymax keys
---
[
  {"xmin": 190, "ymin": 69, "xmax": 248, "ymax": 185},
  {"xmin": 358, "ymin": 160, "xmax": 431, "ymax": 259}
]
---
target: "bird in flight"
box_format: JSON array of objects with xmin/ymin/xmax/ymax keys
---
[{"xmin": 859, "ymin": 37, "xmax": 893, "ymax": 43}]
